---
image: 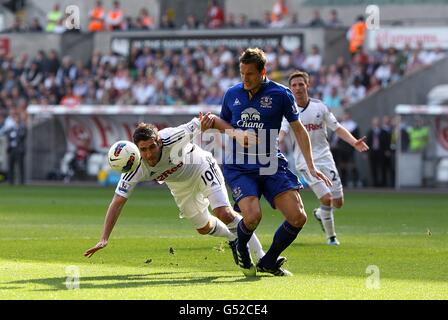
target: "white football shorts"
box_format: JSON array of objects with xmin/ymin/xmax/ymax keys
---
[
  {"xmin": 297, "ymin": 163, "xmax": 344, "ymax": 200},
  {"xmin": 170, "ymin": 152, "xmax": 230, "ymax": 229}
]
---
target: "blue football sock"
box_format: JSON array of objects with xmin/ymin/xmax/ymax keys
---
[
  {"xmin": 237, "ymin": 219, "xmax": 253, "ymax": 254},
  {"xmin": 261, "ymin": 220, "xmax": 302, "ymax": 267}
]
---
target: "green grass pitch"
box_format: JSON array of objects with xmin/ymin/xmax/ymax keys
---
[{"xmin": 0, "ymin": 185, "xmax": 447, "ymax": 300}]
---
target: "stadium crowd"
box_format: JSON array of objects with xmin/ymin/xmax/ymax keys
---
[
  {"xmin": 0, "ymin": 42, "xmax": 444, "ymax": 113},
  {"xmin": 0, "ymin": 1, "xmax": 445, "ymax": 187},
  {"xmin": 2, "ymin": 0, "xmax": 344, "ymax": 33}
]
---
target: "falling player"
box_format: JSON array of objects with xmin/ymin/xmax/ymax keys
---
[
  {"xmin": 279, "ymin": 71, "xmax": 369, "ymax": 245},
  {"xmin": 84, "ymin": 116, "xmax": 265, "ymax": 265}
]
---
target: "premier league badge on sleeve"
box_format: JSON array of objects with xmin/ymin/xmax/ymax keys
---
[{"xmin": 119, "ymin": 181, "xmax": 130, "ymax": 193}]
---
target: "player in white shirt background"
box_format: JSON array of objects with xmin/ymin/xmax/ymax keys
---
[
  {"xmin": 84, "ymin": 116, "xmax": 265, "ymax": 265},
  {"xmin": 280, "ymin": 71, "xmax": 369, "ymax": 245}
]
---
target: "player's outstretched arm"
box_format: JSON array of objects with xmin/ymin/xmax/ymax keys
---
[
  {"xmin": 199, "ymin": 112, "xmax": 257, "ymax": 148},
  {"xmin": 335, "ymin": 126, "xmax": 369, "ymax": 152},
  {"xmin": 289, "ymin": 120, "xmax": 332, "ymax": 187},
  {"xmin": 84, "ymin": 194, "xmax": 127, "ymax": 258}
]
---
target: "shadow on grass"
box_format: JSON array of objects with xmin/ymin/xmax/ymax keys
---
[{"xmin": 3, "ymin": 271, "xmax": 264, "ymax": 291}]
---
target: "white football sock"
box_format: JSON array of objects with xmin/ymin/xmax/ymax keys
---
[
  {"xmin": 317, "ymin": 205, "xmax": 336, "ymax": 239},
  {"xmin": 208, "ymin": 216, "xmax": 236, "ymax": 240},
  {"xmin": 228, "ymin": 215, "xmax": 265, "ymax": 260}
]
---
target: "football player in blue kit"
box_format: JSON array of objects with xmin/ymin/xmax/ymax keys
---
[{"xmin": 200, "ymin": 48, "xmax": 332, "ymax": 276}]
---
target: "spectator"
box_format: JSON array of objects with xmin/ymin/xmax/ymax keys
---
[
  {"xmin": 182, "ymin": 14, "xmax": 200, "ymax": 30},
  {"xmin": 138, "ymin": 8, "xmax": 155, "ymax": 30},
  {"xmin": 331, "ymin": 111, "xmax": 360, "ymax": 187},
  {"xmin": 46, "ymin": 50, "xmax": 61, "ymax": 75},
  {"xmin": 367, "ymin": 76, "xmax": 381, "ymax": 95},
  {"xmin": 205, "ymin": 0, "xmax": 225, "ymax": 29},
  {"xmin": 393, "ymin": 115, "xmax": 410, "ymax": 152},
  {"xmin": 46, "ymin": 4, "xmax": 63, "ymax": 32},
  {"xmin": 132, "ymin": 78, "xmax": 155, "ymax": 104},
  {"xmin": 52, "ymin": 17, "xmax": 67, "ymax": 34},
  {"xmin": 100, "ymin": 49, "xmax": 120, "ymax": 68},
  {"xmin": 302, "ymin": 45, "xmax": 322, "ymax": 74},
  {"xmin": 123, "ymin": 16, "xmax": 138, "ymax": 30},
  {"xmin": 345, "ymin": 77, "xmax": 366, "ymax": 105},
  {"xmin": 61, "ymin": 87, "xmax": 81, "ymax": 107},
  {"xmin": 203, "ymin": 83, "xmax": 222, "ymax": 105},
  {"xmin": 29, "ymin": 17, "xmax": 44, "ymax": 32},
  {"xmin": 236, "ymin": 14, "xmax": 249, "ymax": 28},
  {"xmin": 262, "ymin": 11, "xmax": 272, "ymax": 28},
  {"xmin": 407, "ymin": 117, "xmax": 429, "ymax": 153},
  {"xmin": 6, "ymin": 16, "xmax": 26, "ymax": 32},
  {"xmin": 374, "ymin": 57, "xmax": 392, "ymax": 87},
  {"xmin": 107, "ymin": 1, "xmax": 124, "ymax": 31},
  {"xmin": 88, "ymin": 1, "xmax": 106, "ymax": 32},
  {"xmin": 56, "ymin": 56, "xmax": 77, "ymax": 85},
  {"xmin": 327, "ymin": 9, "xmax": 342, "ymax": 27},
  {"xmin": 160, "ymin": 13, "xmax": 175, "ymax": 29},
  {"xmin": 382, "ymin": 115, "xmax": 395, "ymax": 187},
  {"xmin": 291, "ymin": 47, "xmax": 305, "ymax": 69},
  {"xmin": 366, "ymin": 116, "xmax": 389, "ymax": 187},
  {"xmin": 308, "ymin": 10, "xmax": 325, "ymax": 27},
  {"xmin": 326, "ymin": 64, "xmax": 342, "ymax": 88},
  {"xmin": 270, "ymin": 0, "xmax": 288, "ymax": 28},
  {"xmin": 433, "ymin": 46, "xmax": 446, "ymax": 61},
  {"xmin": 323, "ymin": 87, "xmax": 342, "ymax": 110},
  {"xmin": 288, "ymin": 12, "xmax": 301, "ymax": 28},
  {"xmin": 406, "ymin": 50, "xmax": 424, "ymax": 74},
  {"xmin": 2, "ymin": 109, "xmax": 27, "ymax": 185},
  {"xmin": 225, "ymin": 13, "xmax": 237, "ymax": 28},
  {"xmin": 20, "ymin": 62, "xmax": 43, "ymax": 88}
]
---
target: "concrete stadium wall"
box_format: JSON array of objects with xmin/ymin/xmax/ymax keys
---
[
  {"xmin": 3, "ymin": 32, "xmax": 94, "ymax": 63},
  {"xmin": 7, "ymin": 33, "xmax": 61, "ymax": 56}
]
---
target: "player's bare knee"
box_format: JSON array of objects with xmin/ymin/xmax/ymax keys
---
[
  {"xmin": 196, "ymin": 221, "xmax": 212, "ymax": 235},
  {"xmin": 333, "ymin": 198, "xmax": 344, "ymax": 209},
  {"xmin": 196, "ymin": 225, "xmax": 210, "ymax": 235},
  {"xmin": 289, "ymin": 210, "xmax": 307, "ymax": 228},
  {"xmin": 244, "ymin": 214, "xmax": 261, "ymax": 230},
  {"xmin": 298, "ymin": 210, "xmax": 308, "ymax": 226},
  {"xmin": 213, "ymin": 206, "xmax": 235, "ymax": 224},
  {"xmin": 320, "ymin": 193, "xmax": 333, "ymax": 206}
]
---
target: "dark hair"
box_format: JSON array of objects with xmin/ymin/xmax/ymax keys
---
[
  {"xmin": 288, "ymin": 70, "xmax": 310, "ymax": 86},
  {"xmin": 239, "ymin": 48, "xmax": 267, "ymax": 72},
  {"xmin": 133, "ymin": 122, "xmax": 159, "ymax": 144}
]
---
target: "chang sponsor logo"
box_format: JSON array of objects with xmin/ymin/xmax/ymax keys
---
[{"xmin": 237, "ymin": 108, "xmax": 264, "ymax": 129}]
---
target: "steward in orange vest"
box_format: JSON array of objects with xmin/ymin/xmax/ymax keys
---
[
  {"xmin": 348, "ymin": 16, "xmax": 366, "ymax": 54},
  {"xmin": 88, "ymin": 1, "xmax": 105, "ymax": 32}
]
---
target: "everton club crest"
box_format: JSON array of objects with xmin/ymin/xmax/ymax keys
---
[{"xmin": 260, "ymin": 96, "xmax": 272, "ymax": 108}]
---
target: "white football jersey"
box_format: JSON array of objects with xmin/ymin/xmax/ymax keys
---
[
  {"xmin": 281, "ymin": 98, "xmax": 340, "ymax": 169},
  {"xmin": 115, "ymin": 118, "xmax": 210, "ymax": 198}
]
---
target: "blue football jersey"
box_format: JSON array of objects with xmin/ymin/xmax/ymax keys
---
[{"xmin": 220, "ymin": 78, "xmax": 300, "ymax": 170}]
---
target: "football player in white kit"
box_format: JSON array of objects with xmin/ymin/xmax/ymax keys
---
[
  {"xmin": 280, "ymin": 71, "xmax": 369, "ymax": 245},
  {"xmin": 84, "ymin": 116, "xmax": 265, "ymax": 265}
]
